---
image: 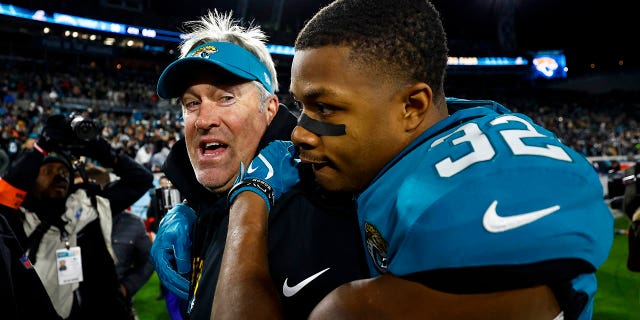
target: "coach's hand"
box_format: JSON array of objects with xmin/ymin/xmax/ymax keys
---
[
  {"xmin": 150, "ymin": 203, "xmax": 196, "ymax": 300},
  {"xmin": 228, "ymin": 140, "xmax": 300, "ymax": 213}
]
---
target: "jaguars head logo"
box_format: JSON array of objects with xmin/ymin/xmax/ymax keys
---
[
  {"xmin": 533, "ymin": 56, "xmax": 559, "ymax": 78},
  {"xmin": 365, "ymin": 222, "xmax": 388, "ymax": 273},
  {"xmin": 190, "ymin": 45, "xmax": 218, "ymax": 59}
]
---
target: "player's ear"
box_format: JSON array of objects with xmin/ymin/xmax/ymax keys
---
[{"xmin": 402, "ymin": 82, "xmax": 432, "ymax": 132}]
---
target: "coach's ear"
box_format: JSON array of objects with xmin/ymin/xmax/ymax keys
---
[
  {"xmin": 264, "ymin": 94, "xmax": 279, "ymax": 125},
  {"xmin": 401, "ymin": 82, "xmax": 432, "ymax": 133}
]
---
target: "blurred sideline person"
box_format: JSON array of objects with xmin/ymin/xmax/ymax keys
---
[
  {"xmin": 619, "ymin": 162, "xmax": 640, "ymax": 272},
  {"xmin": 221, "ymin": 0, "xmax": 614, "ymax": 319},
  {"xmin": 112, "ymin": 209, "xmax": 154, "ymax": 318},
  {"xmin": 148, "ymin": 174, "xmax": 187, "ymax": 320},
  {"xmin": 147, "ymin": 175, "xmax": 174, "ymax": 240},
  {"xmin": 84, "ymin": 166, "xmax": 155, "ymax": 319},
  {"xmin": 605, "ymin": 160, "xmax": 625, "ymax": 211},
  {"xmin": 150, "ymin": 9, "xmax": 367, "ymax": 320},
  {"xmin": 0, "ymin": 114, "xmax": 154, "ymax": 319}
]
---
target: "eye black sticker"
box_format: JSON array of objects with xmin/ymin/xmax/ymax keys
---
[{"xmin": 298, "ymin": 113, "xmax": 346, "ymax": 136}]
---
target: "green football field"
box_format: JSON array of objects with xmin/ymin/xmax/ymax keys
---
[
  {"xmin": 133, "ymin": 217, "xmax": 640, "ymax": 320},
  {"xmin": 593, "ymin": 217, "xmax": 639, "ymax": 320}
]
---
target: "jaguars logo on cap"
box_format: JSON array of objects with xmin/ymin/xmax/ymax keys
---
[
  {"xmin": 190, "ymin": 45, "xmax": 218, "ymax": 59},
  {"xmin": 365, "ymin": 222, "xmax": 388, "ymax": 273}
]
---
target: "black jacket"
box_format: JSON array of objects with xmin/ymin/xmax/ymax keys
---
[
  {"xmin": 162, "ymin": 107, "xmax": 369, "ymax": 320},
  {"xmin": 0, "ymin": 148, "xmax": 154, "ymax": 320},
  {"xmin": 0, "ymin": 213, "xmax": 60, "ymax": 319}
]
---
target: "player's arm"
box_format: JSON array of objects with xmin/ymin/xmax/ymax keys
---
[
  {"xmin": 211, "ymin": 191, "xmax": 282, "ymax": 319},
  {"xmin": 309, "ymin": 274, "xmax": 561, "ymax": 320},
  {"xmin": 212, "ymin": 140, "xmax": 300, "ymax": 319}
]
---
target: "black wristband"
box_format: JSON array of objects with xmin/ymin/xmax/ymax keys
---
[{"xmin": 227, "ymin": 178, "xmax": 275, "ymax": 210}]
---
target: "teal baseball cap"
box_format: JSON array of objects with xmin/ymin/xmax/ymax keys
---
[{"xmin": 157, "ymin": 41, "xmax": 274, "ymax": 99}]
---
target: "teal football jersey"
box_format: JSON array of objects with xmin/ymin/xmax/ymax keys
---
[{"xmin": 358, "ymin": 98, "xmax": 613, "ymax": 320}]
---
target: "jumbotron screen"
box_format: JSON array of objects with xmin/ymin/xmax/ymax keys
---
[{"xmin": 531, "ymin": 50, "xmax": 568, "ymax": 79}]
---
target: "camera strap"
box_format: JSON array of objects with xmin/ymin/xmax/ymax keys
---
[{"xmin": 26, "ymin": 214, "xmax": 68, "ymax": 265}]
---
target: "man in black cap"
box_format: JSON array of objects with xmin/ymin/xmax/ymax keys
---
[{"xmin": 0, "ymin": 114, "xmax": 154, "ymax": 319}]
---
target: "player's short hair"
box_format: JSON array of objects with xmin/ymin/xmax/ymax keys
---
[{"xmin": 295, "ymin": 0, "xmax": 448, "ymax": 100}]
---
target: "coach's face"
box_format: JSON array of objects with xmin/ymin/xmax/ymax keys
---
[
  {"xmin": 290, "ymin": 46, "xmax": 416, "ymax": 192},
  {"xmin": 180, "ymin": 72, "xmax": 277, "ymax": 193}
]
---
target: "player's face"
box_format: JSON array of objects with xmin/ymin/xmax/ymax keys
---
[
  {"xmin": 181, "ymin": 75, "xmax": 277, "ymax": 193},
  {"xmin": 33, "ymin": 162, "xmax": 71, "ymax": 199},
  {"xmin": 290, "ymin": 46, "xmax": 411, "ymax": 192}
]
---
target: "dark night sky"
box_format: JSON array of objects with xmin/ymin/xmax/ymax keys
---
[
  {"xmin": 12, "ymin": 0, "xmax": 638, "ymax": 71},
  {"xmin": 314, "ymin": 0, "xmax": 632, "ymax": 66},
  {"xmin": 198, "ymin": 0, "xmax": 637, "ymax": 70}
]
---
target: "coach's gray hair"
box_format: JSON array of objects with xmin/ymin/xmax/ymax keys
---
[{"xmin": 178, "ymin": 10, "xmax": 279, "ymax": 93}]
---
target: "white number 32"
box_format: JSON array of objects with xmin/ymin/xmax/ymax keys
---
[{"xmin": 431, "ymin": 115, "xmax": 572, "ymax": 177}]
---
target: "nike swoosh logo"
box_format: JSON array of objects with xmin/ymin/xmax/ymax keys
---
[
  {"xmin": 247, "ymin": 154, "xmax": 273, "ymax": 180},
  {"xmin": 282, "ymin": 267, "xmax": 330, "ymax": 297},
  {"xmin": 483, "ymin": 200, "xmax": 560, "ymax": 233},
  {"xmin": 247, "ymin": 162, "xmax": 259, "ymax": 174}
]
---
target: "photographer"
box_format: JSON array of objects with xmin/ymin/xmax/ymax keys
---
[{"xmin": 0, "ymin": 114, "xmax": 154, "ymax": 319}]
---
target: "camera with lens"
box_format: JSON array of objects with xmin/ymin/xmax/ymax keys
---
[{"xmin": 67, "ymin": 112, "xmax": 102, "ymax": 142}]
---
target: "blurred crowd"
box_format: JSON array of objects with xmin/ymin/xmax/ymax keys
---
[
  {"xmin": 503, "ymin": 92, "xmax": 640, "ymax": 159},
  {"xmin": 1, "ymin": 59, "xmax": 639, "ymax": 180},
  {"xmin": 0, "ymin": 57, "xmax": 181, "ymax": 175}
]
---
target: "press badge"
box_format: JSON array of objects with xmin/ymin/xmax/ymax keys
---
[{"xmin": 56, "ymin": 247, "xmax": 83, "ymax": 285}]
